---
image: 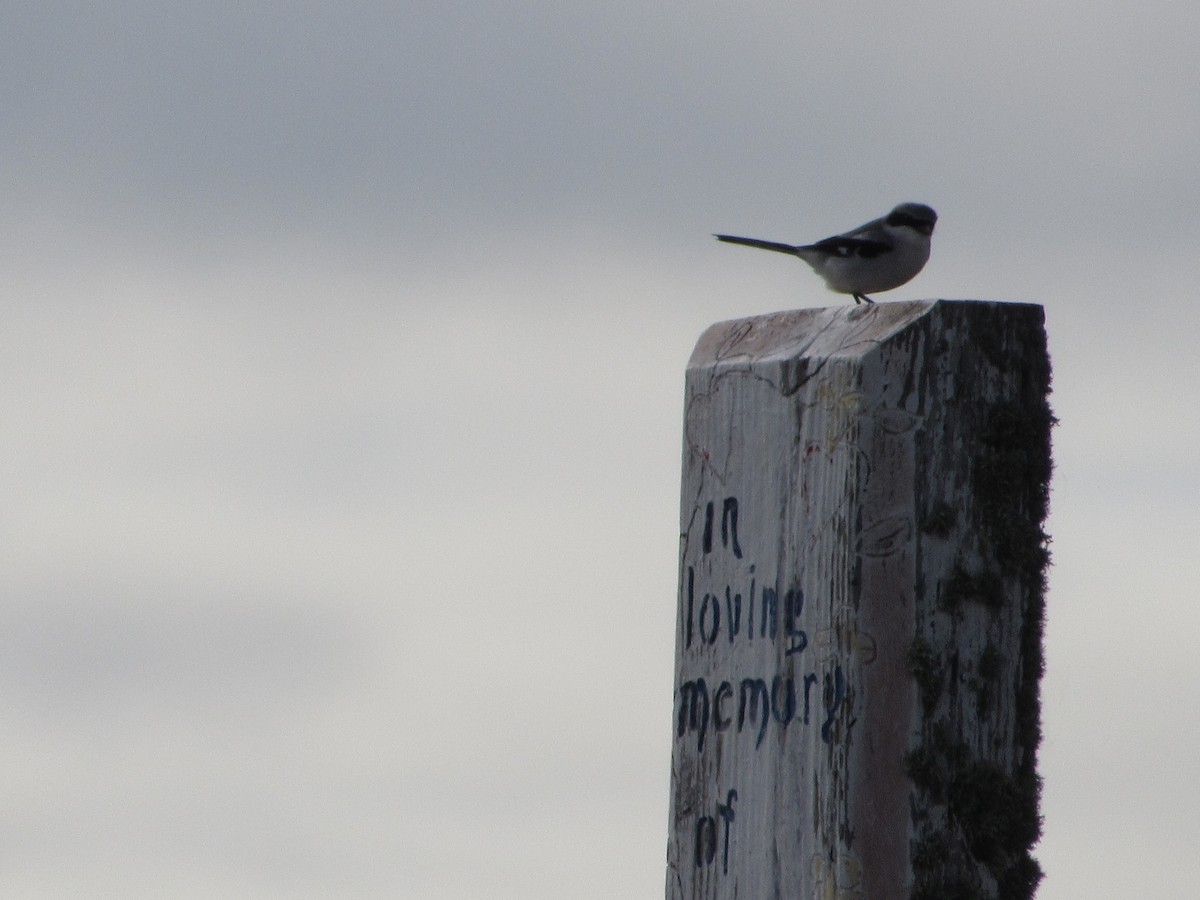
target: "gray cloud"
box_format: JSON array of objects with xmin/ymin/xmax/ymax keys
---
[{"xmin": 2, "ymin": 2, "xmax": 1198, "ymax": 897}]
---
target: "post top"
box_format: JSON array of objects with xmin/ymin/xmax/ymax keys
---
[{"xmin": 688, "ymin": 299, "xmax": 1044, "ymax": 370}]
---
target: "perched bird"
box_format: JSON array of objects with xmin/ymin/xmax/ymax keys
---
[{"xmin": 715, "ymin": 203, "xmax": 937, "ymax": 304}]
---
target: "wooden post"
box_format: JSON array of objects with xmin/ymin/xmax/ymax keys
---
[{"xmin": 666, "ymin": 300, "xmax": 1052, "ymax": 899}]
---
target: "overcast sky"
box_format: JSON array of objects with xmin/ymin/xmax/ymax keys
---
[{"xmin": 3, "ymin": 2, "xmax": 1199, "ymax": 897}]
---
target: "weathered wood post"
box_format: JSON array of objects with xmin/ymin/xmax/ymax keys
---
[{"xmin": 666, "ymin": 300, "xmax": 1052, "ymax": 899}]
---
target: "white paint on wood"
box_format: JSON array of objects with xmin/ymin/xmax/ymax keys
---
[{"xmin": 667, "ymin": 300, "xmax": 1050, "ymax": 899}]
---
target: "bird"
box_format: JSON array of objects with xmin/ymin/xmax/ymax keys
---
[{"xmin": 715, "ymin": 203, "xmax": 937, "ymax": 304}]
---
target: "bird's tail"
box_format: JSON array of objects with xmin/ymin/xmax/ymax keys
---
[{"xmin": 714, "ymin": 234, "xmax": 800, "ymax": 255}]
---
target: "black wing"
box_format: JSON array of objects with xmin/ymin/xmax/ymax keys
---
[{"xmin": 804, "ymin": 236, "xmax": 892, "ymax": 259}]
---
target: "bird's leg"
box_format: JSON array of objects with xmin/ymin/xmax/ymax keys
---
[{"xmin": 852, "ymin": 293, "xmax": 875, "ymax": 305}]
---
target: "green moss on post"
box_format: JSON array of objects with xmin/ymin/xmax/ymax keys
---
[{"xmin": 905, "ymin": 303, "xmax": 1053, "ymax": 900}]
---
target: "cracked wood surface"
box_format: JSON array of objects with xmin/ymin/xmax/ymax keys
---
[{"xmin": 667, "ymin": 300, "xmax": 1051, "ymax": 900}]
